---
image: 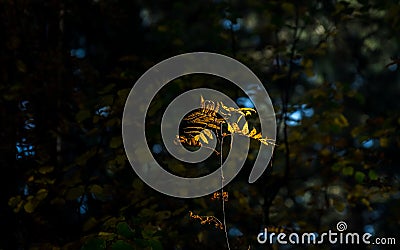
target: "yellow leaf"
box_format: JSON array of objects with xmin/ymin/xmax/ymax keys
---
[
  {"xmin": 14, "ymin": 200, "xmax": 24, "ymax": 213},
  {"xmin": 379, "ymin": 138, "xmax": 388, "ymax": 148},
  {"xmin": 361, "ymin": 198, "xmax": 370, "ymax": 208},
  {"xmin": 249, "ymin": 128, "xmax": 257, "ymax": 137},
  {"xmin": 334, "ymin": 114, "xmax": 349, "ymax": 127},
  {"xmin": 8, "ymin": 196, "xmax": 21, "ymax": 207},
  {"xmin": 214, "ymin": 102, "xmax": 220, "ymax": 113},
  {"xmin": 89, "ymin": 185, "xmax": 103, "ymax": 195},
  {"xmin": 240, "ymin": 108, "xmax": 256, "ymax": 112},
  {"xmin": 24, "ymin": 199, "xmax": 39, "ymax": 213},
  {"xmin": 242, "ymin": 122, "xmax": 249, "ymax": 135},
  {"xmin": 232, "ymin": 123, "xmax": 240, "ymax": 132},
  {"xmin": 227, "ymin": 123, "xmax": 233, "ymax": 133},
  {"xmin": 36, "ymin": 189, "xmax": 48, "ymax": 201},
  {"xmin": 265, "ymin": 137, "xmax": 276, "ymax": 145},
  {"xmin": 259, "ymin": 138, "xmax": 270, "ymax": 145},
  {"xmin": 209, "ymin": 123, "xmax": 220, "ymax": 129},
  {"xmin": 199, "ymin": 133, "xmax": 208, "ymax": 144},
  {"xmin": 38, "ymin": 166, "xmax": 54, "ymax": 174},
  {"xmin": 253, "ymin": 133, "xmax": 262, "ymax": 139},
  {"xmin": 200, "ymin": 95, "xmax": 205, "ymax": 107},
  {"xmin": 237, "ymin": 114, "xmax": 244, "ymax": 123},
  {"xmin": 98, "ymin": 232, "xmax": 115, "ymax": 239},
  {"xmin": 202, "ymin": 129, "xmax": 213, "ymax": 140},
  {"xmin": 220, "ymin": 102, "xmax": 236, "ymax": 112},
  {"xmin": 321, "ymin": 148, "xmax": 331, "ymax": 156},
  {"xmin": 220, "ymin": 102, "xmax": 229, "ymax": 111}
]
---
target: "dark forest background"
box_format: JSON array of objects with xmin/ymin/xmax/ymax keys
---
[{"xmin": 0, "ymin": 0, "xmax": 399, "ymax": 249}]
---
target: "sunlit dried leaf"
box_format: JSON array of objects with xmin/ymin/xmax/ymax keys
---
[
  {"xmin": 220, "ymin": 102, "xmax": 231, "ymax": 111},
  {"xmin": 242, "ymin": 122, "xmax": 249, "ymax": 135},
  {"xmin": 227, "ymin": 123, "xmax": 233, "ymax": 133},
  {"xmin": 189, "ymin": 211, "xmax": 224, "ymax": 230},
  {"xmin": 240, "ymin": 108, "xmax": 256, "ymax": 113},
  {"xmin": 202, "ymin": 129, "xmax": 213, "ymax": 140},
  {"xmin": 176, "ymin": 95, "xmax": 274, "ymax": 156},
  {"xmin": 236, "ymin": 114, "xmax": 244, "ymax": 123},
  {"xmin": 232, "ymin": 123, "xmax": 240, "ymax": 132},
  {"xmin": 253, "ymin": 133, "xmax": 262, "ymax": 139},
  {"xmin": 249, "ymin": 128, "xmax": 257, "ymax": 137},
  {"xmin": 211, "ymin": 191, "xmax": 229, "ymax": 201},
  {"xmin": 199, "ymin": 133, "xmax": 208, "ymax": 144}
]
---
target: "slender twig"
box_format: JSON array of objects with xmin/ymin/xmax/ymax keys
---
[
  {"xmin": 220, "ymin": 125, "xmax": 231, "ymax": 250},
  {"xmin": 283, "ymin": 4, "xmax": 301, "ymax": 179},
  {"xmin": 263, "ymin": 4, "xmax": 301, "ymax": 227}
]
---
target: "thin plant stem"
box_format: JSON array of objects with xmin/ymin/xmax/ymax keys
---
[{"xmin": 220, "ymin": 125, "xmax": 231, "ymax": 250}]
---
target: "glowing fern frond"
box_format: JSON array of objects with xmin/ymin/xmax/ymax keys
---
[
  {"xmin": 174, "ymin": 135, "xmax": 202, "ymax": 147},
  {"xmin": 195, "ymin": 133, "xmax": 208, "ymax": 144},
  {"xmin": 177, "ymin": 95, "xmax": 275, "ymax": 149},
  {"xmin": 220, "ymin": 102, "xmax": 257, "ymax": 120},
  {"xmin": 211, "ymin": 191, "xmax": 228, "ymax": 201},
  {"xmin": 258, "ymin": 137, "xmax": 276, "ymax": 146},
  {"xmin": 189, "ymin": 211, "xmax": 224, "ymax": 230},
  {"xmin": 225, "ymin": 120, "xmax": 276, "ymax": 146},
  {"xmin": 202, "ymin": 129, "xmax": 213, "ymax": 140},
  {"xmin": 231, "ymin": 122, "xmax": 240, "ymax": 132},
  {"xmin": 252, "ymin": 132, "xmax": 262, "ymax": 139},
  {"xmin": 175, "ymin": 134, "xmax": 220, "ymax": 155}
]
